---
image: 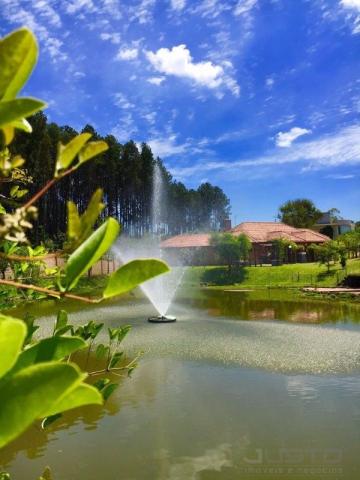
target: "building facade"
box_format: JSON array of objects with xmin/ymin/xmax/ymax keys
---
[
  {"xmin": 161, "ymin": 222, "xmax": 330, "ymax": 266},
  {"xmin": 312, "ymin": 212, "xmax": 355, "ymax": 239}
]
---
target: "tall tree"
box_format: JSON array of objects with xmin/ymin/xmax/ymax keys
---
[
  {"xmin": 9, "ymin": 113, "xmax": 231, "ymax": 243},
  {"xmin": 278, "ymin": 199, "xmax": 322, "ymax": 228}
]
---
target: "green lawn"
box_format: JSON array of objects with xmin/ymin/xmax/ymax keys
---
[{"xmin": 185, "ymin": 258, "xmax": 360, "ymax": 288}]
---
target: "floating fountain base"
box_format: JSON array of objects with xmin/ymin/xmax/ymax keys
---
[{"xmin": 148, "ymin": 315, "xmax": 177, "ymax": 323}]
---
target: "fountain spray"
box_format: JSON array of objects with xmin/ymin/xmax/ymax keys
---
[{"xmin": 112, "ymin": 161, "xmax": 186, "ymax": 322}]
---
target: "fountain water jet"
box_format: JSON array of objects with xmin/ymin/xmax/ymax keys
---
[{"xmin": 112, "ymin": 162, "xmax": 186, "ymax": 319}]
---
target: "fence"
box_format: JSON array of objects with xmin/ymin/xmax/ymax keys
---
[{"xmin": 1, "ymin": 253, "xmax": 121, "ymax": 281}]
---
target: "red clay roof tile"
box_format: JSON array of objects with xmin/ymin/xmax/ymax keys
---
[{"xmin": 161, "ymin": 222, "xmax": 330, "ymax": 248}]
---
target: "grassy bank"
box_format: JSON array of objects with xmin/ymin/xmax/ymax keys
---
[{"xmin": 184, "ymin": 259, "xmax": 360, "ymax": 289}]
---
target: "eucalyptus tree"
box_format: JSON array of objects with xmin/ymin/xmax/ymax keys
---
[{"xmin": 10, "ymin": 117, "xmax": 231, "ymax": 242}]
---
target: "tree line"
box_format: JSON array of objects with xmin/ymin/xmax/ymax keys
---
[{"xmin": 8, "ymin": 113, "xmax": 230, "ymax": 244}]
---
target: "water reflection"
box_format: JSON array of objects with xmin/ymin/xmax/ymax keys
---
[
  {"xmin": 2, "ymin": 290, "xmax": 360, "ymax": 479},
  {"xmin": 181, "ymin": 288, "xmax": 360, "ymax": 324},
  {"xmin": 0, "ymin": 389, "xmax": 121, "ymax": 468},
  {"xmin": 3, "ymin": 359, "xmax": 359, "ymax": 479}
]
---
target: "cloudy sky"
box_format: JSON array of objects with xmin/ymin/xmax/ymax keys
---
[{"xmin": 1, "ymin": 0, "xmax": 360, "ymax": 222}]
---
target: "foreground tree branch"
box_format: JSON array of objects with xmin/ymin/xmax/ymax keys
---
[
  {"xmin": 0, "ymin": 278, "xmax": 100, "ymax": 304},
  {"xmin": 23, "ymin": 166, "xmax": 76, "ymax": 209},
  {"xmin": 0, "ymin": 252, "xmax": 63, "ymax": 262}
]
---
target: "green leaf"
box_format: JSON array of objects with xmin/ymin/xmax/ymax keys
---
[
  {"xmin": 0, "ymin": 98, "xmax": 46, "ymax": 128},
  {"xmin": 109, "ymin": 351, "xmax": 123, "ymax": 369},
  {"xmin": 0, "ymin": 315, "xmax": 26, "ymax": 378},
  {"xmin": 41, "ymin": 413, "xmax": 62, "ymax": 429},
  {"xmin": 10, "ymin": 117, "xmax": 32, "ymax": 132},
  {"xmin": 78, "ymin": 141, "xmax": 108, "ymax": 165},
  {"xmin": 11, "ymin": 336, "xmax": 86, "ymax": 374},
  {"xmin": 117, "ymin": 325, "xmax": 131, "ymax": 343},
  {"xmin": 95, "ymin": 343, "xmax": 109, "ymax": 360},
  {"xmin": 67, "ymin": 201, "xmax": 81, "ymax": 241},
  {"xmin": 56, "ymin": 133, "xmax": 92, "ymax": 173},
  {"xmin": 42, "ymin": 383, "xmax": 103, "ymax": 417},
  {"xmin": 102, "ymin": 383, "xmax": 118, "ymax": 401},
  {"xmin": 0, "ymin": 362, "xmax": 84, "ymax": 448},
  {"xmin": 55, "ymin": 309, "xmax": 68, "ymax": 333},
  {"xmin": 79, "ymin": 188, "xmax": 105, "ymax": 238},
  {"xmin": 0, "ymin": 473, "xmax": 11, "ymax": 480},
  {"xmin": 66, "ymin": 189, "xmax": 105, "ymax": 251},
  {"xmin": 62, "ymin": 217, "xmax": 120, "ymax": 291},
  {"xmin": 0, "ymin": 28, "xmax": 38, "ymax": 100},
  {"xmin": 103, "ymin": 259, "xmax": 169, "ymax": 299},
  {"xmin": 94, "ymin": 378, "xmax": 110, "ymax": 391},
  {"xmin": 38, "ymin": 467, "xmax": 52, "ymax": 480},
  {"xmin": 23, "ymin": 314, "xmax": 37, "ymax": 342},
  {"xmin": 54, "ymin": 326, "xmax": 72, "ymax": 337},
  {"xmin": 1, "ymin": 125, "xmax": 14, "ymax": 145}
]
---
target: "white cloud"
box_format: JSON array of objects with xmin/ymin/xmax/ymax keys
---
[
  {"xmin": 146, "ymin": 44, "xmax": 239, "ymax": 95},
  {"xmin": 100, "ymin": 32, "xmax": 121, "ymax": 44},
  {"xmin": 170, "ymin": 0, "xmax": 186, "ymax": 10},
  {"xmin": 265, "ymin": 77, "xmax": 275, "ymax": 89},
  {"xmin": 74, "ymin": 71, "xmax": 85, "ymax": 79},
  {"xmin": 111, "ymin": 112, "xmax": 138, "ymax": 141},
  {"xmin": 131, "ymin": 0, "xmax": 156, "ymax": 24},
  {"xmin": 340, "ymin": 0, "xmax": 360, "ymax": 33},
  {"xmin": 326, "ymin": 173, "xmax": 355, "ymax": 179},
  {"xmin": 234, "ymin": 0, "xmax": 257, "ymax": 16},
  {"xmin": 170, "ymin": 124, "xmax": 360, "ymax": 179},
  {"xmin": 148, "ymin": 135, "xmax": 189, "ymax": 157},
  {"xmin": 143, "ymin": 112, "xmax": 156, "ymax": 124},
  {"xmin": 33, "ymin": 0, "xmax": 62, "ymax": 27},
  {"xmin": 147, "ymin": 76, "xmax": 165, "ymax": 85},
  {"xmin": 275, "ymin": 127, "xmax": 311, "ymax": 148},
  {"xmin": 116, "ymin": 48, "xmax": 138, "ymax": 61},
  {"xmin": 65, "ymin": 0, "xmax": 96, "ymax": 14},
  {"xmin": 114, "ymin": 93, "xmax": 134, "ymax": 109},
  {"xmin": 1, "ymin": 1, "xmax": 66, "ymax": 61},
  {"xmin": 190, "ymin": 0, "xmax": 231, "ymax": 18},
  {"xmin": 341, "ymin": 0, "xmax": 360, "ymax": 11}
]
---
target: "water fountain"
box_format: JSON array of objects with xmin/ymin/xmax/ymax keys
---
[{"xmin": 112, "ymin": 161, "xmax": 186, "ymax": 322}]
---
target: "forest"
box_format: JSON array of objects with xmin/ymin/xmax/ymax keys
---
[{"xmin": 7, "ymin": 113, "xmax": 230, "ymax": 244}]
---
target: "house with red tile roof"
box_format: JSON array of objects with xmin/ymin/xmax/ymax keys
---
[{"xmin": 160, "ymin": 222, "xmax": 330, "ymax": 265}]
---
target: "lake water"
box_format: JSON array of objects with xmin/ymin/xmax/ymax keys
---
[{"xmin": 1, "ymin": 288, "xmax": 360, "ymax": 480}]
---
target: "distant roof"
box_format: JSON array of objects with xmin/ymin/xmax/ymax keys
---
[
  {"xmin": 231, "ymin": 222, "xmax": 330, "ymax": 243},
  {"xmin": 161, "ymin": 233, "xmax": 211, "ymax": 248},
  {"xmin": 316, "ymin": 212, "xmax": 354, "ymax": 226},
  {"xmin": 161, "ymin": 222, "xmax": 330, "ymax": 249}
]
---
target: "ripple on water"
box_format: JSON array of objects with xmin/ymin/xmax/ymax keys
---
[{"xmin": 37, "ymin": 303, "xmax": 360, "ymax": 375}]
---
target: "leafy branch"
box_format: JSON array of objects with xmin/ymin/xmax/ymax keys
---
[{"xmin": 0, "ymin": 26, "xmax": 170, "ymax": 462}]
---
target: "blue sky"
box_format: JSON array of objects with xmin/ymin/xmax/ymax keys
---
[{"xmin": 1, "ymin": 0, "xmax": 360, "ymax": 223}]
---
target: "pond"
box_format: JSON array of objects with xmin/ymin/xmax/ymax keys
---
[{"xmin": 1, "ymin": 288, "xmax": 360, "ymax": 479}]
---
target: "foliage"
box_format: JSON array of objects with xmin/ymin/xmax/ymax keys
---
[
  {"xmin": 271, "ymin": 238, "xmax": 299, "ymax": 263},
  {"xmin": 0, "ymin": 309, "xmax": 137, "ymax": 476},
  {"xmin": 1, "ymin": 469, "xmax": 52, "ymax": 480},
  {"xmin": 0, "ymin": 313, "xmax": 97, "ymax": 449},
  {"xmin": 210, "ymin": 232, "xmax": 252, "ymax": 270},
  {"xmin": 278, "ymin": 198, "xmax": 322, "ymax": 228},
  {"xmin": 337, "ymin": 230, "xmax": 360, "ymax": 258},
  {"xmin": 309, "ymin": 240, "xmax": 346, "ymax": 272},
  {"xmin": 65, "ymin": 188, "xmax": 105, "ymax": 252},
  {"xmin": 0, "ymin": 25, "xmax": 170, "ymax": 464},
  {"xmin": 10, "ymin": 116, "xmax": 231, "ymax": 243},
  {"xmin": 0, "ymin": 29, "xmax": 45, "ymax": 146}
]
